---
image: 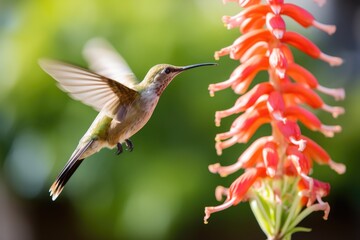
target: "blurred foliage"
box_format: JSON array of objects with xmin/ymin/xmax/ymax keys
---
[{"xmin": 0, "ymin": 0, "xmax": 359, "ymax": 240}]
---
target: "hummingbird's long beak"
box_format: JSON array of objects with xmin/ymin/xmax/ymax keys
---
[{"xmin": 178, "ymin": 63, "xmax": 217, "ymax": 72}]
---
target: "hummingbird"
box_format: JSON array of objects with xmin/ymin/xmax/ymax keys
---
[{"xmin": 39, "ymin": 38, "xmax": 216, "ymax": 201}]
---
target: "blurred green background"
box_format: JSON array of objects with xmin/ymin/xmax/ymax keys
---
[{"xmin": 0, "ymin": 0, "xmax": 359, "ymax": 239}]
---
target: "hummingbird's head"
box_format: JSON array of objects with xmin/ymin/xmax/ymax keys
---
[{"xmin": 143, "ymin": 63, "xmax": 217, "ymax": 96}]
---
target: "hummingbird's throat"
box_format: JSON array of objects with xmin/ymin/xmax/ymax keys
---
[
  {"xmin": 155, "ymin": 83, "xmax": 166, "ymax": 96},
  {"xmin": 155, "ymin": 78, "xmax": 172, "ymax": 96}
]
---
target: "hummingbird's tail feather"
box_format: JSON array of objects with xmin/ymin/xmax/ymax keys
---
[
  {"xmin": 49, "ymin": 159, "xmax": 84, "ymax": 201},
  {"xmin": 49, "ymin": 139, "xmax": 94, "ymax": 201}
]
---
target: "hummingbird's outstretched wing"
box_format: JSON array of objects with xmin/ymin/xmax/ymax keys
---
[
  {"xmin": 82, "ymin": 38, "xmax": 138, "ymax": 87},
  {"xmin": 39, "ymin": 59, "xmax": 139, "ymax": 121}
]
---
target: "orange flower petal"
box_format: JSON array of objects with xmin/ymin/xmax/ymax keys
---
[
  {"xmin": 262, "ymin": 141, "xmax": 279, "ymax": 177},
  {"xmin": 286, "ymin": 62, "xmax": 318, "ymax": 88},
  {"xmin": 209, "ymin": 136, "xmax": 273, "ymax": 176},
  {"xmin": 302, "ymin": 136, "xmax": 346, "ymax": 174},
  {"xmin": 204, "ymin": 166, "xmax": 266, "ymax": 224},
  {"xmin": 266, "ymin": 13, "xmax": 286, "ymax": 39}
]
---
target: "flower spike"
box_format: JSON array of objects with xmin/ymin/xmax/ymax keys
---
[{"xmin": 205, "ymin": 1, "xmax": 345, "ymax": 239}]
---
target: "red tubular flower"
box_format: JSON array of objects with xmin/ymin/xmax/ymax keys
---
[
  {"xmin": 205, "ymin": 1, "xmax": 345, "ymax": 239},
  {"xmin": 209, "ymin": 54, "xmax": 269, "ymax": 95},
  {"xmin": 262, "ymin": 141, "xmax": 279, "ymax": 177},
  {"xmin": 204, "ymin": 166, "xmax": 267, "ymax": 224},
  {"xmin": 209, "ymin": 136, "xmax": 273, "ymax": 176}
]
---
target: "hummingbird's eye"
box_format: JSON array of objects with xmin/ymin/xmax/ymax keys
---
[{"xmin": 164, "ymin": 67, "xmax": 171, "ymax": 74}]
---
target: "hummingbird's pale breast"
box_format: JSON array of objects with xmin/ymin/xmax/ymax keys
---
[{"xmin": 106, "ymin": 93, "xmax": 160, "ymax": 146}]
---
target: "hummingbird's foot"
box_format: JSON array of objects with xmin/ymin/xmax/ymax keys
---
[
  {"xmin": 116, "ymin": 142, "xmax": 123, "ymax": 155},
  {"xmin": 125, "ymin": 139, "xmax": 134, "ymax": 152}
]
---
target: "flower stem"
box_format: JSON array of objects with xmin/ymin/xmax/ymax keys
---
[{"xmin": 279, "ymin": 193, "xmax": 301, "ymax": 238}]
